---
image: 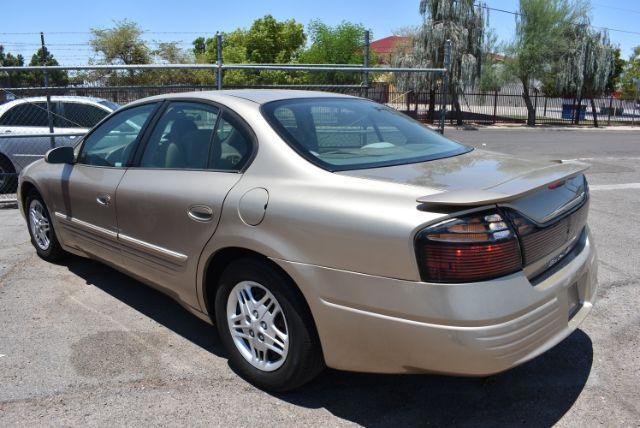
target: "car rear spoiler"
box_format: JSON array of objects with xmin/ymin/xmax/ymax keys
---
[{"xmin": 416, "ymin": 160, "xmax": 590, "ymax": 207}]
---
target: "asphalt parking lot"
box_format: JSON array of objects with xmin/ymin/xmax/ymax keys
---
[{"xmin": 1, "ymin": 127, "xmax": 639, "ymax": 427}]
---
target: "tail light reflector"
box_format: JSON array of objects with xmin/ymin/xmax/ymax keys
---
[
  {"xmin": 507, "ymin": 200, "xmax": 589, "ymax": 265},
  {"xmin": 415, "ymin": 211, "xmax": 522, "ymax": 283}
]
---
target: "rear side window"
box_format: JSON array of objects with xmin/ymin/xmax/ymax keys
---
[
  {"xmin": 139, "ymin": 102, "xmax": 220, "ymax": 169},
  {"xmin": 55, "ymin": 103, "xmax": 111, "ymax": 128},
  {"xmin": 211, "ymin": 114, "xmax": 253, "ymax": 171},
  {"xmin": 78, "ymin": 103, "xmax": 156, "ymax": 167},
  {"xmin": 0, "ymin": 103, "xmax": 49, "ymax": 126}
]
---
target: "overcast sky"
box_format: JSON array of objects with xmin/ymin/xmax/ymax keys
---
[{"xmin": 1, "ymin": 0, "xmax": 638, "ymax": 65}]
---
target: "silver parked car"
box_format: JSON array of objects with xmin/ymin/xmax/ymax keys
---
[
  {"xmin": 0, "ymin": 96, "xmax": 118, "ymax": 192},
  {"xmin": 18, "ymin": 90, "xmax": 597, "ymax": 391}
]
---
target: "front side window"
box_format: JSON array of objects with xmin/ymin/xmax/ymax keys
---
[
  {"xmin": 55, "ymin": 102, "xmax": 111, "ymax": 128},
  {"xmin": 140, "ymin": 102, "xmax": 219, "ymax": 169},
  {"xmin": 77, "ymin": 103, "xmax": 156, "ymax": 167},
  {"xmin": 0, "ymin": 102, "xmax": 49, "ymax": 127},
  {"xmin": 262, "ymin": 98, "xmax": 470, "ymax": 171}
]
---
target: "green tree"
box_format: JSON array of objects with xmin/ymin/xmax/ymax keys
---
[
  {"xmin": 505, "ymin": 0, "xmax": 587, "ymax": 125},
  {"xmin": 299, "ymin": 20, "xmax": 373, "ymax": 84},
  {"xmin": 27, "ymin": 47, "xmax": 69, "ymax": 87},
  {"xmin": 478, "ymin": 29, "xmax": 510, "ymax": 92},
  {"xmin": 0, "ymin": 45, "xmax": 27, "ymax": 88},
  {"xmin": 149, "ymin": 41, "xmax": 211, "ymax": 85},
  {"xmin": 90, "ymin": 19, "xmax": 151, "ymax": 64},
  {"xmin": 606, "ymin": 48, "xmax": 625, "ymax": 94},
  {"xmin": 194, "ymin": 15, "xmax": 306, "ymax": 85},
  {"xmin": 550, "ymin": 23, "xmax": 615, "ymax": 126},
  {"xmin": 244, "ymin": 15, "xmax": 305, "ymax": 63},
  {"xmin": 621, "ymin": 46, "xmax": 640, "ymax": 98},
  {"xmin": 88, "ymin": 19, "xmax": 151, "ymax": 84},
  {"xmin": 394, "ymin": 0, "xmax": 486, "ymax": 124},
  {"xmin": 192, "ymin": 37, "xmax": 207, "ymax": 57}
]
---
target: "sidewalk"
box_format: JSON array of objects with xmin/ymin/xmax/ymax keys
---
[{"xmin": 452, "ymin": 124, "xmax": 640, "ymax": 132}]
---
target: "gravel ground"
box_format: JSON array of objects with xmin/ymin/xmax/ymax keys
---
[{"xmin": 0, "ymin": 128, "xmax": 639, "ymax": 427}]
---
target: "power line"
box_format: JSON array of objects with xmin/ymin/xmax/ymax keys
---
[
  {"xmin": 592, "ymin": 3, "xmax": 640, "ymax": 15},
  {"xmin": 478, "ymin": 2, "xmax": 640, "ymax": 36},
  {"xmin": 0, "ymin": 30, "xmax": 214, "ymax": 35},
  {"xmin": 1, "ymin": 41, "xmax": 191, "ymax": 46}
]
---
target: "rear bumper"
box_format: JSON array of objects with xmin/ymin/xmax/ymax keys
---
[{"xmin": 274, "ymin": 227, "xmax": 597, "ymax": 375}]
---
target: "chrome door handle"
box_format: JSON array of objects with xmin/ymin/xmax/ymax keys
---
[
  {"xmin": 96, "ymin": 194, "xmax": 111, "ymax": 206},
  {"xmin": 188, "ymin": 205, "xmax": 213, "ymax": 222}
]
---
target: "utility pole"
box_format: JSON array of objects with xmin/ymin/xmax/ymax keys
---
[{"xmin": 40, "ymin": 32, "xmax": 55, "ymax": 148}]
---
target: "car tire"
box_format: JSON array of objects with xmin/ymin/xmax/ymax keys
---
[
  {"xmin": 0, "ymin": 155, "xmax": 17, "ymax": 194},
  {"xmin": 215, "ymin": 257, "xmax": 325, "ymax": 392},
  {"xmin": 25, "ymin": 190, "xmax": 66, "ymax": 262}
]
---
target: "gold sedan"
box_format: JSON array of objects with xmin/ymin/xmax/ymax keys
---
[{"xmin": 18, "ymin": 90, "xmax": 597, "ymax": 391}]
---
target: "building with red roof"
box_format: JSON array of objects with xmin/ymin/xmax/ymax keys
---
[{"xmin": 369, "ymin": 36, "xmax": 411, "ymax": 64}]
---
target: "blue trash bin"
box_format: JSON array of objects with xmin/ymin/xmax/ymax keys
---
[{"xmin": 562, "ymin": 104, "xmax": 586, "ymax": 120}]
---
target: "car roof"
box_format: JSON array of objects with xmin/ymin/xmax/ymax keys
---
[
  {"xmin": 133, "ymin": 89, "xmax": 356, "ymax": 106},
  {"xmin": 220, "ymin": 89, "xmax": 355, "ymax": 104},
  {"xmin": 0, "ymin": 95, "xmax": 117, "ymax": 116},
  {"xmin": 3, "ymin": 95, "xmax": 111, "ymax": 104}
]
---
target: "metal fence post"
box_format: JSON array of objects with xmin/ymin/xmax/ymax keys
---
[
  {"xmin": 607, "ymin": 96, "xmax": 613, "ymax": 125},
  {"xmin": 492, "ymin": 89, "xmax": 498, "ymax": 124},
  {"xmin": 438, "ymin": 39, "xmax": 452, "ymax": 134},
  {"xmin": 216, "ymin": 33, "xmax": 223, "ymax": 90},
  {"xmin": 363, "ymin": 30, "xmax": 370, "ymax": 99},
  {"xmin": 40, "ymin": 32, "xmax": 55, "ymax": 148}
]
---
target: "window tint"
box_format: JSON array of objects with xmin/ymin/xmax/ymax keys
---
[
  {"xmin": 77, "ymin": 103, "xmax": 156, "ymax": 167},
  {"xmin": 210, "ymin": 113, "xmax": 253, "ymax": 171},
  {"xmin": 55, "ymin": 102, "xmax": 111, "ymax": 128},
  {"xmin": 0, "ymin": 102, "xmax": 49, "ymax": 126},
  {"xmin": 140, "ymin": 102, "xmax": 219, "ymax": 169},
  {"xmin": 262, "ymin": 98, "xmax": 469, "ymax": 170}
]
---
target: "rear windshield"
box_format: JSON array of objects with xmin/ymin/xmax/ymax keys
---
[{"xmin": 261, "ymin": 97, "xmax": 470, "ymax": 171}]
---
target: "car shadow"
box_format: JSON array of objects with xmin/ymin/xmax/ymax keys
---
[
  {"xmin": 64, "ymin": 255, "xmax": 226, "ymax": 358},
  {"xmin": 65, "ymin": 255, "xmax": 592, "ymax": 427},
  {"xmin": 275, "ymin": 328, "xmax": 592, "ymax": 426}
]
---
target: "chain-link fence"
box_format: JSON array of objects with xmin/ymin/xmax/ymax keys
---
[{"xmin": 0, "ymin": 60, "xmax": 450, "ymax": 198}]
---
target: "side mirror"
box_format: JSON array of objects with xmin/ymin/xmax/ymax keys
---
[{"xmin": 45, "ymin": 146, "xmax": 75, "ymax": 164}]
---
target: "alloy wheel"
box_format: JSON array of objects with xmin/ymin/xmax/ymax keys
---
[
  {"xmin": 226, "ymin": 281, "xmax": 289, "ymax": 371},
  {"xmin": 29, "ymin": 199, "xmax": 51, "ymax": 251}
]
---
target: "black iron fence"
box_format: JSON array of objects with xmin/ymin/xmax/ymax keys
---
[{"xmin": 384, "ymin": 88, "xmax": 638, "ymax": 126}]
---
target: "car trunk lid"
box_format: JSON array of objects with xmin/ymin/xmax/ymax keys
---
[{"xmin": 338, "ymin": 149, "xmax": 589, "ymax": 224}]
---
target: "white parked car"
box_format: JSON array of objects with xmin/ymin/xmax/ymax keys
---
[{"xmin": 0, "ymin": 96, "xmax": 118, "ymax": 192}]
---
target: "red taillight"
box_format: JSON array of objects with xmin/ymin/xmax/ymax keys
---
[{"xmin": 415, "ymin": 211, "xmax": 522, "ymax": 283}]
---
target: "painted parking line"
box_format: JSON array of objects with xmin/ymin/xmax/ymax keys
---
[{"xmin": 589, "ymin": 183, "xmax": 640, "ymax": 191}]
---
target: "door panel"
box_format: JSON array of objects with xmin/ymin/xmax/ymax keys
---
[
  {"xmin": 115, "ymin": 169, "xmax": 241, "ymax": 306},
  {"xmin": 53, "ymin": 165, "xmax": 126, "ymax": 266},
  {"xmin": 53, "ymin": 103, "xmax": 158, "ymax": 265}
]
